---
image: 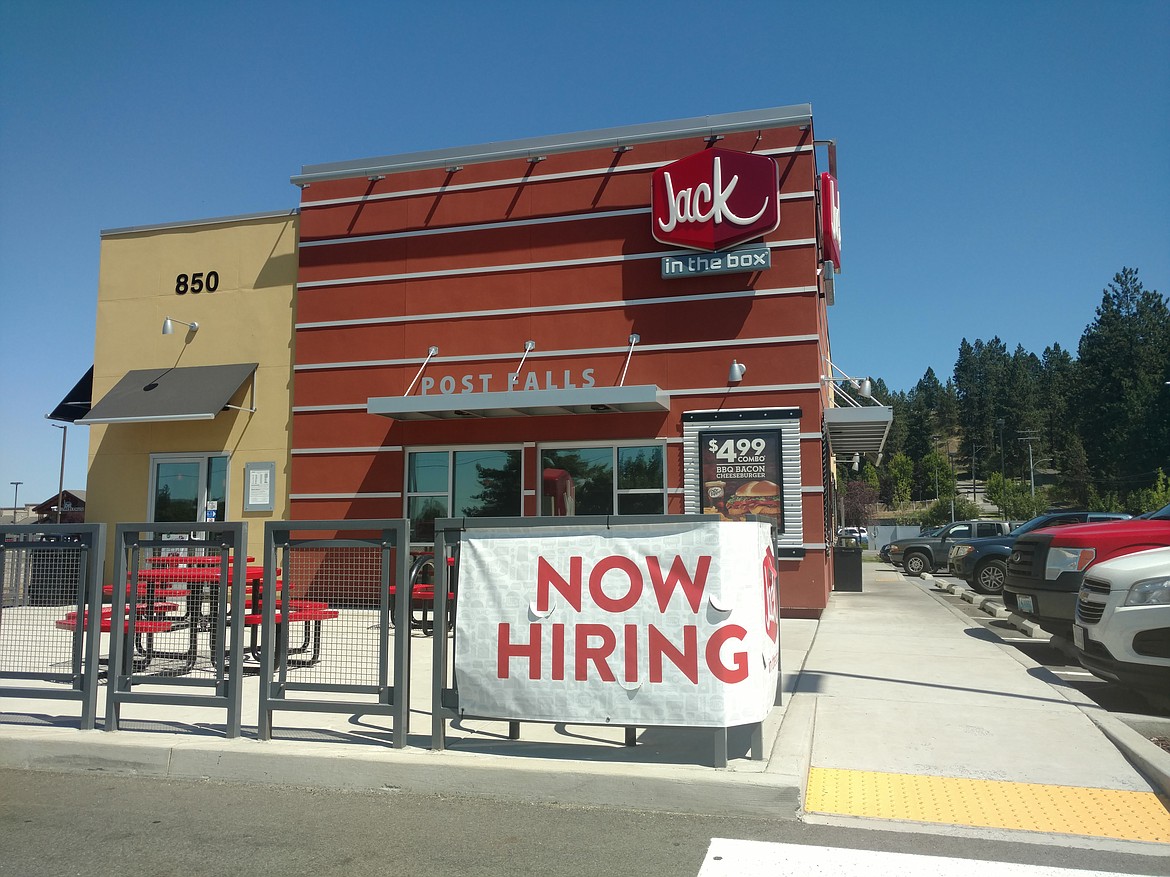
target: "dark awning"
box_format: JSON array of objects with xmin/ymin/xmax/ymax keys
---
[
  {"xmin": 824, "ymin": 405, "xmax": 894, "ymax": 458},
  {"xmin": 368, "ymin": 384, "xmax": 671, "ymax": 421},
  {"xmin": 79, "ymin": 363, "xmax": 258, "ymax": 425},
  {"xmin": 48, "ymin": 366, "xmax": 94, "ymax": 423}
]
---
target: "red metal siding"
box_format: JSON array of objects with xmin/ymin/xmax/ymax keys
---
[{"xmin": 291, "ymin": 123, "xmax": 831, "ymax": 613}]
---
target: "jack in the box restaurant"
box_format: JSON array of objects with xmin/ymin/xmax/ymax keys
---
[{"xmin": 56, "ymin": 104, "xmax": 892, "ymax": 618}]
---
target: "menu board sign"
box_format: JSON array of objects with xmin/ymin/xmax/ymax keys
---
[{"xmin": 698, "ymin": 430, "xmax": 782, "ymax": 525}]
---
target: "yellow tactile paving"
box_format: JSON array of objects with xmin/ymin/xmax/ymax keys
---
[{"xmin": 805, "ymin": 767, "xmax": 1170, "ymax": 843}]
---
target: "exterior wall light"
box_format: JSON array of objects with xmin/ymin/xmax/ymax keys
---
[{"xmin": 162, "ymin": 317, "xmax": 198, "ymax": 336}]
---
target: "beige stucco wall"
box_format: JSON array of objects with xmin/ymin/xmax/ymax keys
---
[{"xmin": 86, "ymin": 211, "xmax": 298, "ymax": 570}]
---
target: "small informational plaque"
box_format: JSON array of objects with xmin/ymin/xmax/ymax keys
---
[{"xmin": 243, "ymin": 461, "xmax": 275, "ymax": 512}]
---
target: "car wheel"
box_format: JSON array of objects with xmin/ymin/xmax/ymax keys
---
[
  {"xmin": 972, "ymin": 559, "xmax": 1006, "ymax": 595},
  {"xmin": 903, "ymin": 553, "xmax": 929, "ymax": 576}
]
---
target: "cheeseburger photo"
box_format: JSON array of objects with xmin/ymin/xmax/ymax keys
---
[{"xmin": 722, "ymin": 480, "xmax": 781, "ymax": 519}]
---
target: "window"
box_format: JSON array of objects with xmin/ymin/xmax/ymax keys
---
[
  {"xmin": 406, "ymin": 448, "xmax": 522, "ymax": 545},
  {"xmin": 540, "ymin": 444, "xmax": 665, "ymax": 516}
]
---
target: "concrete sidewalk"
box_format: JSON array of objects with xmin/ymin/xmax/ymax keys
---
[{"xmin": 2, "ymin": 562, "xmax": 1168, "ymax": 848}]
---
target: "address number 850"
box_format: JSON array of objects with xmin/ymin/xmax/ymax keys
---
[{"xmin": 175, "ymin": 271, "xmax": 219, "ymax": 295}]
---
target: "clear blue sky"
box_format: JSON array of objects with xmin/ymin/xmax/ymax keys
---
[{"xmin": 2, "ymin": 0, "xmax": 1167, "ymax": 504}]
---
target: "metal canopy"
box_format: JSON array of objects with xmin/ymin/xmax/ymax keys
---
[
  {"xmin": 48, "ymin": 366, "xmax": 94, "ymax": 423},
  {"xmin": 79, "ymin": 363, "xmax": 258, "ymax": 425},
  {"xmin": 368, "ymin": 385, "xmax": 671, "ymax": 421},
  {"xmin": 824, "ymin": 405, "xmax": 894, "ymax": 458}
]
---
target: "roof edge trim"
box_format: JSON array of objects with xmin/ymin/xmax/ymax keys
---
[{"xmin": 292, "ymin": 104, "xmax": 813, "ymax": 186}]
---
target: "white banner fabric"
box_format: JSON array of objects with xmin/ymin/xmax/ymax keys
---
[{"xmin": 452, "ymin": 521, "xmax": 780, "ymax": 728}]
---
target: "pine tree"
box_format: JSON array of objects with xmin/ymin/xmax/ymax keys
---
[{"xmin": 1077, "ymin": 268, "xmax": 1170, "ymax": 486}]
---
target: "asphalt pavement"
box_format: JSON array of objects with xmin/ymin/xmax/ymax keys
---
[{"xmin": 2, "ymin": 559, "xmax": 1169, "ymax": 855}]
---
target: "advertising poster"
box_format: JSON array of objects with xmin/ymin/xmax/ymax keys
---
[
  {"xmin": 453, "ymin": 521, "xmax": 780, "ymax": 729},
  {"xmin": 698, "ymin": 430, "xmax": 782, "ymax": 525}
]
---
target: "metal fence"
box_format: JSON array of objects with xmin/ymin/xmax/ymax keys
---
[
  {"xmin": 104, "ymin": 523, "xmax": 248, "ymax": 737},
  {"xmin": 257, "ymin": 520, "xmax": 411, "ymax": 748},
  {"xmin": 0, "ymin": 524, "xmax": 106, "ymax": 729}
]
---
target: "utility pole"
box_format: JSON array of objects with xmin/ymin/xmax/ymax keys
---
[
  {"xmin": 931, "ymin": 435, "xmax": 941, "ymax": 501},
  {"xmin": 996, "ymin": 418, "xmax": 1006, "ymax": 517},
  {"xmin": 947, "ymin": 453, "xmax": 956, "ymax": 522}
]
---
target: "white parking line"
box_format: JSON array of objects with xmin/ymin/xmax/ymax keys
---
[{"xmin": 697, "ymin": 839, "xmax": 1153, "ymax": 876}]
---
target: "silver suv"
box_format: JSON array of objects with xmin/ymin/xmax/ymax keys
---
[{"xmin": 1073, "ymin": 545, "xmax": 1170, "ymax": 704}]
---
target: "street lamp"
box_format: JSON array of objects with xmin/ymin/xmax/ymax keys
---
[
  {"xmin": 10, "ymin": 481, "xmax": 21, "ymax": 524},
  {"xmin": 971, "ymin": 443, "xmax": 984, "ymax": 504},
  {"xmin": 1018, "ymin": 431, "xmax": 1040, "ymax": 498},
  {"xmin": 52, "ymin": 423, "xmax": 67, "ymax": 524}
]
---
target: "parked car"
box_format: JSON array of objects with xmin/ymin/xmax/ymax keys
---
[
  {"xmin": 1005, "ymin": 502, "xmax": 1170, "ymax": 638},
  {"xmin": 1072, "ymin": 545, "xmax": 1170, "ymax": 704},
  {"xmin": 886, "ymin": 520, "xmax": 1013, "ymax": 576},
  {"xmin": 947, "ymin": 511, "xmax": 1132, "ymax": 596}
]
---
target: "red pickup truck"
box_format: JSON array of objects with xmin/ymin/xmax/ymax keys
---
[{"xmin": 1004, "ymin": 502, "xmax": 1170, "ymax": 638}]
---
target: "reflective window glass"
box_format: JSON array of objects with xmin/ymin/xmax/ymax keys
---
[
  {"xmin": 454, "ymin": 450, "xmax": 521, "ymax": 517},
  {"xmin": 408, "ymin": 496, "xmax": 448, "ymax": 544},
  {"xmin": 617, "ymin": 493, "xmax": 664, "ymax": 515},
  {"xmin": 542, "ymin": 448, "xmax": 614, "ymax": 515},
  {"xmin": 408, "ymin": 451, "xmax": 449, "ymax": 493},
  {"xmin": 617, "ymin": 446, "xmax": 663, "ymax": 490}
]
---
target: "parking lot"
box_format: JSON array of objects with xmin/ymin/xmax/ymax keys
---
[{"xmin": 882, "ymin": 561, "xmax": 1170, "ymax": 724}]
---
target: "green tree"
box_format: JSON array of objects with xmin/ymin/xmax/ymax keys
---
[
  {"xmin": 1128, "ymin": 469, "xmax": 1170, "ymax": 515},
  {"xmin": 1077, "ymin": 268, "xmax": 1170, "ymax": 488},
  {"xmin": 885, "ymin": 452, "xmax": 914, "ymax": 506}
]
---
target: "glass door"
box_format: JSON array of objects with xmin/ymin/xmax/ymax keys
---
[{"xmin": 150, "ymin": 455, "xmax": 228, "ymax": 524}]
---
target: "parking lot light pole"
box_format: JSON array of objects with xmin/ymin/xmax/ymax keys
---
[
  {"xmin": 52, "ymin": 423, "xmax": 67, "ymax": 524},
  {"xmin": 9, "ymin": 481, "xmax": 21, "ymax": 524}
]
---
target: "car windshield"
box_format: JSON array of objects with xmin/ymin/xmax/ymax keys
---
[
  {"xmin": 924, "ymin": 525, "xmax": 945, "ymax": 537},
  {"xmin": 1151, "ymin": 502, "xmax": 1170, "ymax": 521}
]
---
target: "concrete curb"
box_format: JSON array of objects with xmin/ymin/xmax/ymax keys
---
[
  {"xmin": 919, "ymin": 577, "xmax": 1170, "ymax": 800},
  {"xmin": 0, "ymin": 726, "xmax": 797, "ymax": 818},
  {"xmin": 763, "ymin": 693, "xmax": 815, "ymax": 818},
  {"xmin": 1085, "ymin": 713, "xmax": 1170, "ymax": 801}
]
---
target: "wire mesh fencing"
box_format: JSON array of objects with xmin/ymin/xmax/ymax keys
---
[
  {"xmin": 0, "ymin": 524, "xmax": 105, "ymax": 729},
  {"xmin": 258, "ymin": 520, "xmax": 410, "ymax": 747},
  {"xmin": 104, "ymin": 523, "xmax": 247, "ymax": 737}
]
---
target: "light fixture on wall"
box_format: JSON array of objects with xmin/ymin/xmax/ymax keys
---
[
  {"xmin": 162, "ymin": 317, "xmax": 198, "ymax": 336},
  {"xmin": 511, "ymin": 340, "xmax": 536, "ymax": 384},
  {"xmin": 822, "ymin": 357, "xmax": 876, "ymax": 407},
  {"xmin": 402, "ymin": 346, "xmax": 439, "ymax": 397},
  {"xmin": 728, "ymin": 360, "xmax": 747, "ymax": 384},
  {"xmin": 618, "ymin": 334, "xmax": 640, "ymax": 387},
  {"xmin": 851, "ymin": 453, "xmax": 861, "ymax": 471}
]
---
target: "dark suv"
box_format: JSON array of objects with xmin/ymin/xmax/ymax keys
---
[{"xmin": 947, "ymin": 511, "xmax": 1131, "ymax": 596}]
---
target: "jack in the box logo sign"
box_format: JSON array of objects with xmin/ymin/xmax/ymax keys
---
[{"xmin": 651, "ymin": 148, "xmax": 780, "ymax": 251}]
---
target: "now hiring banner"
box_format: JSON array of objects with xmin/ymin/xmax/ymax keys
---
[{"xmin": 453, "ymin": 521, "xmax": 780, "ymax": 728}]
